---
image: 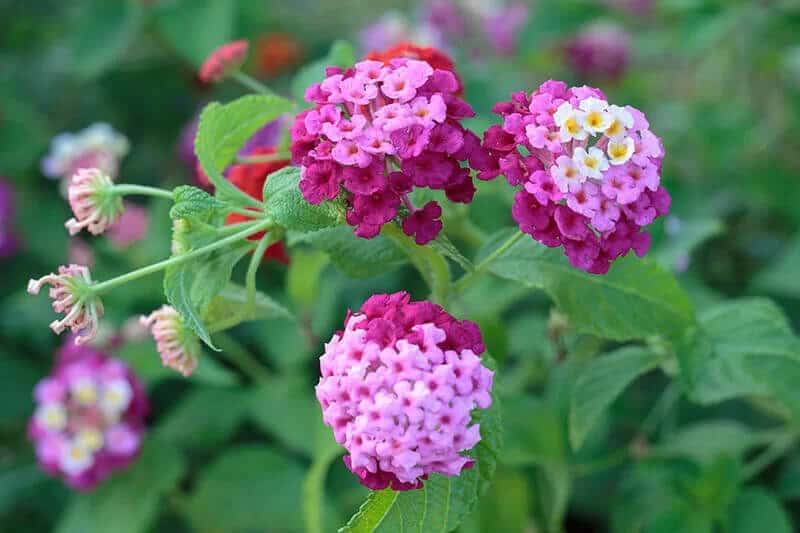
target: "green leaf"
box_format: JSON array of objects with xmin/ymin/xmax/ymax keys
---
[
  {"xmin": 195, "ymin": 94, "xmax": 294, "ymax": 203},
  {"xmin": 653, "ymin": 217, "xmax": 723, "ymax": 272},
  {"xmin": 204, "ymin": 283, "xmax": 293, "ymax": 325},
  {"xmin": 69, "ymin": 0, "xmax": 143, "ymax": 79},
  {"xmin": 532, "ymin": 465, "xmax": 571, "ymax": 533},
  {"xmin": 287, "ymin": 250, "xmax": 330, "ymax": 308},
  {"xmin": 382, "ymin": 224, "xmax": 451, "ymax": 305},
  {"xmin": 55, "ymin": 439, "xmax": 185, "ymax": 533},
  {"xmin": 503, "ymin": 395, "xmax": 565, "ymax": 467},
  {"xmin": 153, "ymin": 0, "xmax": 235, "ymax": 65},
  {"xmin": 170, "ymin": 185, "xmax": 223, "ymax": 221},
  {"xmin": 569, "ymin": 347, "xmax": 665, "ymax": 449},
  {"xmin": 652, "ymin": 421, "xmax": 766, "ymax": 465},
  {"xmin": 729, "ymin": 488, "xmax": 793, "ymax": 533},
  {"xmin": 164, "ymin": 240, "xmax": 252, "ymax": 349},
  {"xmin": 753, "ymin": 233, "xmax": 800, "ymax": 299},
  {"xmin": 183, "ymin": 445, "xmax": 306, "ymax": 532},
  {"xmin": 484, "ymin": 230, "xmax": 696, "ymax": 341},
  {"xmin": 156, "ymin": 386, "xmax": 249, "ymax": 452},
  {"xmin": 291, "ymin": 226, "xmax": 408, "ymax": 278},
  {"xmin": 116, "ymin": 340, "xmax": 238, "ymax": 387},
  {"xmin": 476, "ymin": 469, "xmax": 531, "ymax": 533},
  {"xmin": 263, "ymin": 167, "xmax": 344, "ymax": 232},
  {"xmin": 678, "ymin": 298, "xmax": 800, "ymax": 411},
  {"xmin": 429, "ymin": 234, "xmax": 474, "ymax": 272},
  {"xmin": 292, "ymin": 41, "xmax": 355, "ymax": 105},
  {"xmin": 340, "ymin": 358, "xmax": 502, "ymax": 533}
]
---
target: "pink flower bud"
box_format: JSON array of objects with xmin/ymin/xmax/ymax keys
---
[
  {"xmin": 28, "ymin": 264, "xmax": 104, "ymax": 345},
  {"xmin": 199, "ymin": 40, "xmax": 249, "ymax": 83},
  {"xmin": 65, "ymin": 168, "xmax": 123, "ymax": 236},
  {"xmin": 140, "ymin": 305, "xmax": 200, "ymax": 377}
]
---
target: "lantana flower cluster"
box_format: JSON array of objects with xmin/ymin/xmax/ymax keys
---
[
  {"xmin": 316, "ymin": 291, "xmax": 493, "ymax": 491},
  {"xmin": 480, "ymin": 81, "xmax": 670, "ymax": 273},
  {"xmin": 291, "ymin": 58, "xmax": 483, "ymax": 244},
  {"xmin": 140, "ymin": 305, "xmax": 201, "ymax": 377},
  {"xmin": 41, "ymin": 123, "xmax": 129, "ymax": 182},
  {"xmin": 29, "ymin": 341, "xmax": 148, "ymax": 490}
]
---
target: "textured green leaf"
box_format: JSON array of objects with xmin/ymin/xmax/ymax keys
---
[
  {"xmin": 164, "ymin": 241, "xmax": 252, "ymax": 349},
  {"xmin": 195, "ymin": 94, "xmax": 293, "ymax": 203},
  {"xmin": 69, "ymin": 0, "xmax": 143, "ymax": 79},
  {"xmin": 153, "ymin": 0, "xmax": 235, "ymax": 65},
  {"xmin": 382, "ymin": 224, "xmax": 451, "ymax": 304},
  {"xmin": 569, "ymin": 347, "xmax": 665, "ymax": 449},
  {"xmin": 485, "ymin": 230, "xmax": 695, "ymax": 341},
  {"xmin": 292, "ymin": 41, "xmax": 355, "ymax": 105},
  {"xmin": 291, "ymin": 226, "xmax": 408, "ymax": 278},
  {"xmin": 429, "ymin": 235, "xmax": 474, "ymax": 273},
  {"xmin": 183, "ymin": 445, "xmax": 305, "ymax": 532},
  {"xmin": 55, "ymin": 439, "xmax": 185, "ymax": 533},
  {"xmin": 678, "ymin": 298, "xmax": 800, "ymax": 410},
  {"xmin": 729, "ymin": 488, "xmax": 793, "ymax": 533},
  {"xmin": 263, "ymin": 167, "xmax": 343, "ymax": 232},
  {"xmin": 170, "ymin": 185, "xmax": 223, "ymax": 221},
  {"xmin": 340, "ymin": 358, "xmax": 501, "ymax": 533}
]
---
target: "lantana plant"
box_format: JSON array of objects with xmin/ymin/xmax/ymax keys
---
[{"xmin": 28, "ymin": 38, "xmax": 753, "ymax": 533}]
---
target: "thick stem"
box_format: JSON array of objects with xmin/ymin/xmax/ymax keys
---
[
  {"xmin": 453, "ymin": 229, "xmax": 525, "ymax": 293},
  {"xmin": 91, "ymin": 219, "xmax": 271, "ymax": 294},
  {"xmin": 231, "ymin": 71, "xmax": 274, "ymax": 95},
  {"xmin": 112, "ymin": 184, "xmax": 175, "ymax": 200}
]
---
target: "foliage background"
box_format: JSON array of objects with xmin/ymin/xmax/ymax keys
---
[{"xmin": 2, "ymin": 0, "xmax": 800, "ymax": 531}]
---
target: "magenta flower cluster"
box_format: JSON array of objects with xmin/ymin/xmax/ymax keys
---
[
  {"xmin": 316, "ymin": 292, "xmax": 493, "ymax": 491},
  {"xmin": 28, "ymin": 340, "xmax": 148, "ymax": 490},
  {"xmin": 291, "ymin": 58, "xmax": 484, "ymax": 244},
  {"xmin": 479, "ymin": 81, "xmax": 670, "ymax": 273}
]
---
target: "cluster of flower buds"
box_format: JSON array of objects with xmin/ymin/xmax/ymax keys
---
[
  {"xmin": 291, "ymin": 58, "xmax": 484, "ymax": 244},
  {"xmin": 565, "ymin": 22, "xmax": 631, "ymax": 80},
  {"xmin": 29, "ymin": 341, "xmax": 148, "ymax": 490},
  {"xmin": 199, "ymin": 40, "xmax": 249, "ymax": 83},
  {"xmin": 140, "ymin": 305, "xmax": 201, "ymax": 377},
  {"xmin": 28, "ymin": 264, "xmax": 104, "ymax": 345},
  {"xmin": 480, "ymin": 81, "xmax": 669, "ymax": 273},
  {"xmin": 316, "ymin": 292, "xmax": 493, "ymax": 490},
  {"xmin": 65, "ymin": 168, "xmax": 124, "ymax": 236},
  {"xmin": 41, "ymin": 123, "xmax": 129, "ymax": 182}
]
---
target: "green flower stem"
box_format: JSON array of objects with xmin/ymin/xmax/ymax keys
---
[
  {"xmin": 213, "ymin": 331, "xmax": 271, "ymax": 383},
  {"xmin": 236, "ymin": 151, "xmax": 291, "ymax": 164},
  {"xmin": 453, "ymin": 229, "xmax": 524, "ymax": 293},
  {"xmin": 227, "ymin": 206, "xmax": 268, "ymax": 219},
  {"xmin": 91, "ymin": 219, "xmax": 272, "ymax": 295},
  {"xmin": 743, "ymin": 431, "xmax": 799, "ymax": 481},
  {"xmin": 207, "ymin": 233, "xmax": 273, "ymax": 333},
  {"xmin": 112, "ymin": 184, "xmax": 175, "ymax": 200},
  {"xmin": 231, "ymin": 71, "xmax": 274, "ymax": 95}
]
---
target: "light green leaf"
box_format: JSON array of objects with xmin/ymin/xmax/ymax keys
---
[
  {"xmin": 291, "ymin": 226, "xmax": 408, "ymax": 278},
  {"xmin": 195, "ymin": 94, "xmax": 294, "ymax": 204},
  {"xmin": 287, "ymin": 250, "xmax": 330, "ymax": 308},
  {"xmin": 340, "ymin": 358, "xmax": 501, "ymax": 533},
  {"xmin": 170, "ymin": 185, "xmax": 223, "ymax": 221},
  {"xmin": 183, "ymin": 445, "xmax": 306, "ymax": 532},
  {"xmin": 263, "ymin": 167, "xmax": 344, "ymax": 232},
  {"xmin": 69, "ymin": 0, "xmax": 143, "ymax": 79},
  {"xmin": 204, "ymin": 283, "xmax": 293, "ymax": 325},
  {"xmin": 382, "ymin": 224, "xmax": 451, "ymax": 305},
  {"xmin": 570, "ymin": 347, "xmax": 665, "ymax": 449},
  {"xmin": 429, "ymin": 234, "xmax": 474, "ymax": 273},
  {"xmin": 485, "ymin": 230, "xmax": 695, "ymax": 341},
  {"xmin": 55, "ymin": 439, "xmax": 185, "ymax": 533},
  {"xmin": 652, "ymin": 421, "xmax": 767, "ymax": 465},
  {"xmin": 292, "ymin": 41, "xmax": 355, "ymax": 105},
  {"xmin": 753, "ymin": 233, "xmax": 800, "ymax": 299},
  {"xmin": 678, "ymin": 298, "xmax": 800, "ymax": 411},
  {"xmin": 729, "ymin": 488, "xmax": 793, "ymax": 533},
  {"xmin": 164, "ymin": 240, "xmax": 252, "ymax": 349},
  {"xmin": 249, "ymin": 376, "xmax": 321, "ymax": 457},
  {"xmin": 503, "ymin": 395, "xmax": 565, "ymax": 467},
  {"xmin": 153, "ymin": 0, "xmax": 235, "ymax": 65}
]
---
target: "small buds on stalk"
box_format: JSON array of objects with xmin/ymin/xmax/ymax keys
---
[
  {"xmin": 140, "ymin": 305, "xmax": 201, "ymax": 377},
  {"xmin": 199, "ymin": 40, "xmax": 249, "ymax": 83},
  {"xmin": 28, "ymin": 265, "xmax": 104, "ymax": 346},
  {"xmin": 65, "ymin": 168, "xmax": 124, "ymax": 236}
]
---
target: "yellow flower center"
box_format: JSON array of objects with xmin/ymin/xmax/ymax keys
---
[
  {"xmin": 564, "ymin": 167, "xmax": 577, "ymax": 179},
  {"xmin": 565, "ymin": 117, "xmax": 579, "ymax": 135},
  {"xmin": 584, "ymin": 157, "xmax": 598, "ymax": 170},
  {"xmin": 610, "ymin": 144, "xmax": 628, "ymax": 160},
  {"xmin": 606, "ymin": 120, "xmax": 622, "ymax": 137},
  {"xmin": 587, "ymin": 112, "xmax": 604, "ymax": 129}
]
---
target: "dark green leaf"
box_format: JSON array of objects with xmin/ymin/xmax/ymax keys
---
[
  {"xmin": 485, "ymin": 230, "xmax": 695, "ymax": 341},
  {"xmin": 570, "ymin": 347, "xmax": 665, "ymax": 449},
  {"xmin": 263, "ymin": 167, "xmax": 343, "ymax": 232},
  {"xmin": 729, "ymin": 487, "xmax": 793, "ymax": 533},
  {"xmin": 753, "ymin": 233, "xmax": 800, "ymax": 299}
]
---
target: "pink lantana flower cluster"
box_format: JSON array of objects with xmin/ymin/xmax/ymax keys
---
[
  {"xmin": 291, "ymin": 58, "xmax": 483, "ymax": 244},
  {"xmin": 480, "ymin": 81, "xmax": 670, "ymax": 273},
  {"xmin": 28, "ymin": 341, "xmax": 148, "ymax": 490},
  {"xmin": 316, "ymin": 291, "xmax": 493, "ymax": 491}
]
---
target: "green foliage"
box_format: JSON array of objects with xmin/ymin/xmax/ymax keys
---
[
  {"xmin": 570, "ymin": 347, "xmax": 665, "ymax": 449},
  {"xmin": 263, "ymin": 167, "xmax": 344, "ymax": 232},
  {"xmin": 170, "ymin": 186, "xmax": 223, "ymax": 221},
  {"xmin": 383, "ymin": 223, "xmax": 451, "ymax": 304},
  {"xmin": 195, "ymin": 94, "xmax": 294, "ymax": 204},
  {"xmin": 485, "ymin": 229, "xmax": 696, "ymax": 341},
  {"xmin": 153, "ymin": 0, "xmax": 236, "ymax": 65},
  {"xmin": 729, "ymin": 488, "xmax": 793, "ymax": 533}
]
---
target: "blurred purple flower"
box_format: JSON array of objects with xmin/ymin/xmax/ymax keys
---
[
  {"xmin": 0, "ymin": 179, "xmax": 19, "ymax": 258},
  {"xmin": 565, "ymin": 22, "xmax": 631, "ymax": 80},
  {"xmin": 483, "ymin": 3, "xmax": 529, "ymax": 56},
  {"xmin": 107, "ymin": 203, "xmax": 149, "ymax": 249}
]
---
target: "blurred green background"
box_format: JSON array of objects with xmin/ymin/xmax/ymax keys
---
[{"xmin": 2, "ymin": 0, "xmax": 800, "ymax": 531}]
